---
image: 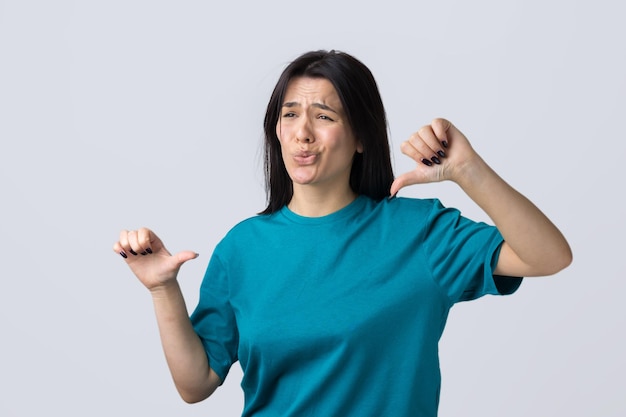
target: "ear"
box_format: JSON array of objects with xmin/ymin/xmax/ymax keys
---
[{"xmin": 356, "ymin": 139, "xmax": 364, "ymax": 154}]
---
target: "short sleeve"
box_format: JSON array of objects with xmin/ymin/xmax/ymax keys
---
[
  {"xmin": 189, "ymin": 250, "xmax": 239, "ymax": 383},
  {"xmin": 422, "ymin": 199, "xmax": 523, "ymax": 304}
]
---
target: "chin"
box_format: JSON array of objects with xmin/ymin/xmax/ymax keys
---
[
  {"xmin": 289, "ymin": 169, "xmax": 318, "ymax": 185},
  {"xmin": 291, "ymin": 177, "xmax": 316, "ymax": 185}
]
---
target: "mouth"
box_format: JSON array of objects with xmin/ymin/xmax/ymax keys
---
[{"xmin": 293, "ymin": 151, "xmax": 318, "ymax": 165}]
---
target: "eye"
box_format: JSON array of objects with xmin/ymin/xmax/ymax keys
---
[
  {"xmin": 282, "ymin": 112, "xmax": 296, "ymax": 118},
  {"xmin": 318, "ymin": 114, "xmax": 334, "ymax": 121}
]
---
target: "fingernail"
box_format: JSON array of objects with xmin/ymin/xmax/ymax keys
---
[
  {"xmin": 140, "ymin": 251, "xmax": 148, "ymax": 256},
  {"xmin": 129, "ymin": 249, "xmax": 138, "ymax": 256},
  {"xmin": 120, "ymin": 251, "xmax": 128, "ymax": 259},
  {"xmin": 431, "ymin": 156, "xmax": 441, "ymax": 164},
  {"xmin": 437, "ymin": 150, "xmax": 446, "ymax": 158},
  {"xmin": 421, "ymin": 158, "xmax": 433, "ymax": 166},
  {"xmin": 146, "ymin": 248, "xmax": 153, "ymax": 254},
  {"xmin": 442, "ymin": 141, "xmax": 448, "ymax": 148}
]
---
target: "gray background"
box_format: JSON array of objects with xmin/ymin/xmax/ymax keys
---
[{"xmin": 1, "ymin": 0, "xmax": 624, "ymax": 415}]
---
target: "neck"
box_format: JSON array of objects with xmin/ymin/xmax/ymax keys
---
[{"xmin": 288, "ymin": 184, "xmax": 358, "ymax": 217}]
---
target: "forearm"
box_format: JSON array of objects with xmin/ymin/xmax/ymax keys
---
[
  {"xmin": 150, "ymin": 280, "xmax": 220, "ymax": 403},
  {"xmin": 455, "ymin": 156, "xmax": 572, "ymax": 277}
]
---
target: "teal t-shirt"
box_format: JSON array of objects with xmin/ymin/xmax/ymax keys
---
[{"xmin": 190, "ymin": 196, "xmax": 522, "ymax": 416}]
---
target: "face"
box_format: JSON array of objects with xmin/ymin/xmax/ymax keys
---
[{"xmin": 276, "ymin": 77, "xmax": 363, "ymax": 193}]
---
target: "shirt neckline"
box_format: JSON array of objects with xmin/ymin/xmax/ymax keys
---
[{"xmin": 279, "ymin": 195, "xmax": 368, "ymax": 225}]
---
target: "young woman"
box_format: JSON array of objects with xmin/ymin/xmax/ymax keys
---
[{"xmin": 113, "ymin": 50, "xmax": 572, "ymax": 416}]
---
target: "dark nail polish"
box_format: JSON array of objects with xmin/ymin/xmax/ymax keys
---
[
  {"xmin": 421, "ymin": 158, "xmax": 433, "ymax": 167},
  {"xmin": 431, "ymin": 156, "xmax": 441, "ymax": 164},
  {"xmin": 442, "ymin": 141, "xmax": 448, "ymax": 148},
  {"xmin": 140, "ymin": 251, "xmax": 148, "ymax": 256},
  {"xmin": 120, "ymin": 251, "xmax": 128, "ymax": 259},
  {"xmin": 129, "ymin": 249, "xmax": 138, "ymax": 256},
  {"xmin": 146, "ymin": 248, "xmax": 153, "ymax": 254},
  {"xmin": 437, "ymin": 150, "xmax": 446, "ymax": 158}
]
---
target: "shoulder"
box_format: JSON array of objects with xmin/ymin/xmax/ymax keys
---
[
  {"xmin": 214, "ymin": 212, "xmax": 284, "ymax": 251},
  {"xmin": 385, "ymin": 196, "xmax": 444, "ymax": 210},
  {"xmin": 225, "ymin": 212, "xmax": 281, "ymax": 237},
  {"xmin": 351, "ymin": 196, "xmax": 456, "ymax": 240},
  {"xmin": 373, "ymin": 196, "xmax": 449, "ymax": 220}
]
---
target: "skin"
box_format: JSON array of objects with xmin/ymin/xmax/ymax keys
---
[
  {"xmin": 112, "ymin": 76, "xmax": 572, "ymax": 403},
  {"xmin": 277, "ymin": 77, "xmax": 363, "ymax": 217},
  {"xmin": 113, "ymin": 229, "xmax": 220, "ymax": 403},
  {"xmin": 390, "ymin": 118, "xmax": 572, "ymax": 277}
]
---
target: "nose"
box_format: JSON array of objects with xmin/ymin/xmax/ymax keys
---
[{"xmin": 296, "ymin": 117, "xmax": 314, "ymax": 144}]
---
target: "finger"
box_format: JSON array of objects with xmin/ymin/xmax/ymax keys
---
[
  {"xmin": 118, "ymin": 229, "xmax": 139, "ymax": 257},
  {"xmin": 431, "ymin": 118, "xmax": 452, "ymax": 148},
  {"xmin": 413, "ymin": 125, "xmax": 447, "ymax": 164},
  {"xmin": 136, "ymin": 227, "xmax": 155, "ymax": 255},
  {"xmin": 126, "ymin": 230, "xmax": 146, "ymax": 256},
  {"xmin": 112, "ymin": 240, "xmax": 129, "ymax": 259},
  {"xmin": 118, "ymin": 229, "xmax": 129, "ymax": 247},
  {"xmin": 400, "ymin": 140, "xmax": 435, "ymax": 167}
]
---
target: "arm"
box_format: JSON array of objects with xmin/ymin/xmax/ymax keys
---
[
  {"xmin": 113, "ymin": 228, "xmax": 222, "ymax": 403},
  {"xmin": 150, "ymin": 280, "xmax": 222, "ymax": 403},
  {"xmin": 390, "ymin": 118, "xmax": 572, "ymax": 277}
]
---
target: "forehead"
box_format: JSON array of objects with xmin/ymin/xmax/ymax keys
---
[{"xmin": 283, "ymin": 77, "xmax": 341, "ymax": 105}]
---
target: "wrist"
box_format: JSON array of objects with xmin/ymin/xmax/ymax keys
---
[
  {"xmin": 450, "ymin": 155, "xmax": 493, "ymax": 190},
  {"xmin": 149, "ymin": 279, "xmax": 182, "ymax": 299}
]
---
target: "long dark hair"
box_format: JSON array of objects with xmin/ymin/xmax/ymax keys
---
[{"xmin": 260, "ymin": 50, "xmax": 393, "ymax": 214}]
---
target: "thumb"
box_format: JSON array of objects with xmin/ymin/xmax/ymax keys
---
[
  {"xmin": 390, "ymin": 171, "xmax": 422, "ymax": 197},
  {"xmin": 172, "ymin": 250, "xmax": 200, "ymax": 268}
]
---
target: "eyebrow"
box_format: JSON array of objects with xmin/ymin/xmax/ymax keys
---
[{"xmin": 282, "ymin": 101, "xmax": 339, "ymax": 114}]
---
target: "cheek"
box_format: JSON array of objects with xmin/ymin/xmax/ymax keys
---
[{"xmin": 275, "ymin": 123, "xmax": 282, "ymax": 142}]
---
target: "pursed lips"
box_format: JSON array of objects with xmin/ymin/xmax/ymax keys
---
[{"xmin": 293, "ymin": 151, "xmax": 319, "ymax": 165}]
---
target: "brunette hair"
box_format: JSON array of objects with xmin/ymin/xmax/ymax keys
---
[{"xmin": 260, "ymin": 50, "xmax": 393, "ymax": 214}]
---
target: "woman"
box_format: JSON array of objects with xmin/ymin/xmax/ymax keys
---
[{"xmin": 113, "ymin": 50, "xmax": 572, "ymax": 416}]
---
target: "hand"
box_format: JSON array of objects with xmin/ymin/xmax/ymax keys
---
[
  {"xmin": 390, "ymin": 118, "xmax": 480, "ymax": 196},
  {"xmin": 113, "ymin": 228, "xmax": 198, "ymax": 291}
]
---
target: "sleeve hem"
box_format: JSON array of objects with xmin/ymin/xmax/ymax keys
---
[{"xmin": 491, "ymin": 241, "xmax": 523, "ymax": 295}]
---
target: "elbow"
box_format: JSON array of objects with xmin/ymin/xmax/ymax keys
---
[
  {"xmin": 181, "ymin": 396, "xmax": 203, "ymax": 405},
  {"xmin": 177, "ymin": 384, "xmax": 214, "ymax": 404},
  {"xmin": 556, "ymin": 242, "xmax": 573, "ymax": 272},
  {"xmin": 520, "ymin": 244, "xmax": 573, "ymax": 277},
  {"xmin": 175, "ymin": 367, "xmax": 221, "ymax": 404},
  {"xmin": 542, "ymin": 246, "xmax": 573, "ymax": 276},
  {"xmin": 179, "ymin": 390, "xmax": 210, "ymax": 404},
  {"xmin": 562, "ymin": 246, "xmax": 574, "ymax": 269}
]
